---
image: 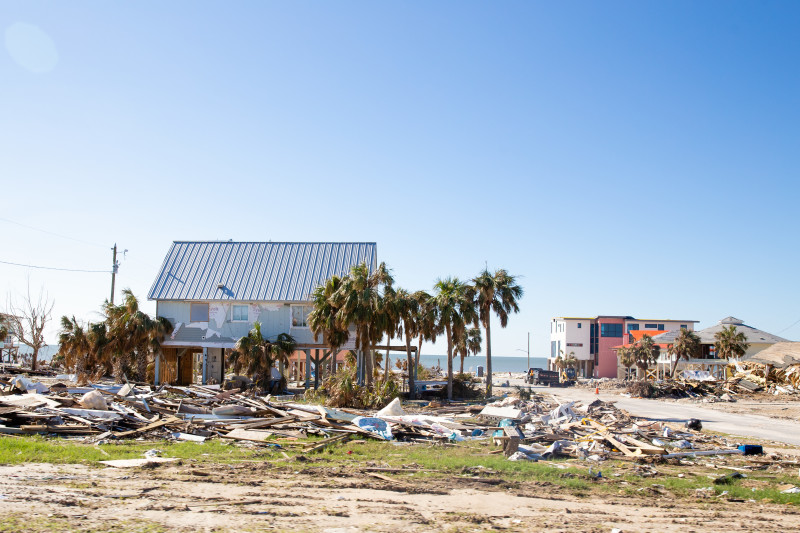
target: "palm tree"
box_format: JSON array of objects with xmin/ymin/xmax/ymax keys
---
[
  {"xmin": 617, "ymin": 346, "xmax": 636, "ymax": 379},
  {"xmin": 59, "ymin": 316, "xmax": 90, "ymax": 380},
  {"xmin": 228, "ymin": 322, "xmax": 297, "ymax": 392},
  {"xmin": 714, "ymin": 325, "xmax": 750, "ymax": 362},
  {"xmin": 334, "ymin": 262, "xmax": 394, "ymax": 387},
  {"xmin": 455, "ymin": 327, "xmax": 482, "ymax": 375},
  {"xmin": 308, "ymin": 275, "xmax": 350, "ymax": 381},
  {"xmin": 633, "ymin": 334, "xmax": 660, "ymax": 379},
  {"xmin": 473, "ymin": 268, "xmax": 523, "ymax": 397},
  {"xmin": 668, "ymin": 329, "xmax": 702, "ymax": 378},
  {"xmin": 392, "ymin": 288, "xmax": 421, "ymax": 397},
  {"xmin": 413, "ymin": 290, "xmax": 438, "ymax": 388},
  {"xmin": 559, "ymin": 350, "xmax": 578, "ymax": 371},
  {"xmin": 58, "ymin": 316, "xmax": 110, "ymax": 383},
  {"xmin": 432, "ymin": 277, "xmax": 476, "ymax": 400},
  {"xmin": 103, "ymin": 289, "xmax": 172, "ymax": 382}
]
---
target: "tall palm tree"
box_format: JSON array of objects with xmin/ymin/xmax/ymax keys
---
[
  {"xmin": 413, "ymin": 290, "xmax": 438, "ymax": 386},
  {"xmin": 455, "ymin": 327, "xmax": 482, "ymax": 375},
  {"xmin": 334, "ymin": 262, "xmax": 394, "ymax": 387},
  {"xmin": 392, "ymin": 288, "xmax": 421, "ymax": 396},
  {"xmin": 668, "ymin": 329, "xmax": 702, "ymax": 378},
  {"xmin": 473, "ymin": 268, "xmax": 523, "ymax": 397},
  {"xmin": 633, "ymin": 334, "xmax": 660, "ymax": 378},
  {"xmin": 714, "ymin": 325, "xmax": 750, "ymax": 362},
  {"xmin": 308, "ymin": 275, "xmax": 350, "ymax": 380},
  {"xmin": 432, "ymin": 277, "xmax": 476, "ymax": 400}
]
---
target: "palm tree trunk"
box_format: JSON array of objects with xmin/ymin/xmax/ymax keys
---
[
  {"xmin": 446, "ymin": 324, "xmax": 453, "ymax": 401},
  {"xmin": 459, "ymin": 352, "xmax": 464, "ymax": 375},
  {"xmin": 405, "ymin": 326, "xmax": 415, "ymax": 399},
  {"xmin": 384, "ymin": 346, "xmax": 390, "ymax": 382},
  {"xmin": 484, "ymin": 316, "xmax": 492, "ymax": 398},
  {"xmin": 670, "ymin": 355, "xmax": 679, "ymax": 379},
  {"xmin": 415, "ymin": 336, "xmax": 423, "ymax": 389}
]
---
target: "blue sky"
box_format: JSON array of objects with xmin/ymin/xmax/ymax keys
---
[{"xmin": 2, "ymin": 1, "xmax": 799, "ymax": 357}]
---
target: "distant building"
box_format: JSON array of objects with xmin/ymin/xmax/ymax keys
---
[
  {"xmin": 651, "ymin": 316, "xmax": 789, "ymax": 378},
  {"xmin": 549, "ymin": 316, "xmax": 697, "ymax": 378},
  {"xmin": 0, "ymin": 313, "xmax": 20, "ymax": 364},
  {"xmin": 148, "ymin": 241, "xmax": 376, "ymax": 385}
]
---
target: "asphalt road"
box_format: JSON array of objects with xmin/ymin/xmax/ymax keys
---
[{"xmin": 524, "ymin": 383, "xmax": 800, "ymax": 446}]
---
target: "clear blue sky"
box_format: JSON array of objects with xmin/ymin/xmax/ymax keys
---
[{"xmin": 2, "ymin": 1, "xmax": 799, "ymax": 357}]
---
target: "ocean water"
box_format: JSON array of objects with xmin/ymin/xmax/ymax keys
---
[{"xmin": 389, "ymin": 354, "xmax": 548, "ymax": 374}]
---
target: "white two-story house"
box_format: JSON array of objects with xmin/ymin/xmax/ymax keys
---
[{"xmin": 148, "ymin": 241, "xmax": 375, "ymax": 385}]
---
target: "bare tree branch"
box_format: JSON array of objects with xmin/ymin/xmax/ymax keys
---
[{"xmin": 5, "ymin": 281, "xmax": 54, "ymax": 371}]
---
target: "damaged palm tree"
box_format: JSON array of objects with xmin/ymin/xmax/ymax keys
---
[
  {"xmin": 228, "ymin": 322, "xmax": 296, "ymax": 393},
  {"xmin": 103, "ymin": 290, "xmax": 173, "ymax": 382}
]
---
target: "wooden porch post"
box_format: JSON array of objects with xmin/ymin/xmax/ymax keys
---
[{"xmin": 304, "ymin": 349, "xmax": 311, "ymax": 390}]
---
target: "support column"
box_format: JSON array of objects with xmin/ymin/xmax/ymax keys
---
[
  {"xmin": 202, "ymin": 347, "xmax": 208, "ymax": 385},
  {"xmin": 154, "ymin": 353, "xmax": 161, "ymax": 386},
  {"xmin": 304, "ymin": 349, "xmax": 311, "ymax": 390}
]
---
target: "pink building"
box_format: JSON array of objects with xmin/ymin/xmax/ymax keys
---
[{"xmin": 550, "ymin": 315, "xmax": 697, "ymax": 378}]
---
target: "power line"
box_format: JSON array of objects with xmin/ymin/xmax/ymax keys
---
[
  {"xmin": 0, "ymin": 259, "xmax": 109, "ymax": 273},
  {"xmin": 0, "ymin": 216, "xmax": 106, "ymax": 248},
  {"xmin": 776, "ymin": 317, "xmax": 800, "ymax": 335}
]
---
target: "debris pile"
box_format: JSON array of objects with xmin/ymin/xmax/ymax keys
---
[{"xmin": 0, "ymin": 371, "xmax": 756, "ymax": 463}]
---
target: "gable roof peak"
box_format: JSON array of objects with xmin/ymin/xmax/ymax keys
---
[{"xmin": 719, "ymin": 316, "xmax": 745, "ymax": 325}]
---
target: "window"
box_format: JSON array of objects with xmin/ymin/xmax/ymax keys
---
[
  {"xmin": 644, "ymin": 323, "xmax": 657, "ymax": 329},
  {"xmin": 551, "ymin": 341, "xmax": 557, "ymax": 358},
  {"xmin": 658, "ymin": 324, "xmax": 665, "ymax": 330},
  {"xmin": 190, "ymin": 303, "xmax": 209, "ymax": 322},
  {"xmin": 680, "ymin": 324, "xmax": 688, "ymax": 330},
  {"xmin": 577, "ymin": 323, "xmax": 582, "ymax": 329},
  {"xmin": 600, "ymin": 323, "xmax": 622, "ymax": 337},
  {"xmin": 590, "ymin": 323, "xmax": 598, "ymax": 354},
  {"xmin": 232, "ymin": 305, "xmax": 248, "ymax": 322},
  {"xmin": 627, "ymin": 324, "xmax": 639, "ymax": 332},
  {"xmin": 291, "ymin": 305, "xmax": 313, "ymax": 328}
]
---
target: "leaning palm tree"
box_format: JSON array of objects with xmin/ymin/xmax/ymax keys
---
[
  {"xmin": 334, "ymin": 262, "xmax": 394, "ymax": 387},
  {"xmin": 455, "ymin": 327, "xmax": 482, "ymax": 375},
  {"xmin": 432, "ymin": 277, "xmax": 476, "ymax": 400},
  {"xmin": 714, "ymin": 325, "xmax": 750, "ymax": 362},
  {"xmin": 473, "ymin": 268, "xmax": 523, "ymax": 397},
  {"xmin": 668, "ymin": 329, "xmax": 702, "ymax": 378}
]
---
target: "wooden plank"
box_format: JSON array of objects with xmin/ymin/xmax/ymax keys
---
[{"xmin": 112, "ymin": 416, "xmax": 180, "ymax": 438}]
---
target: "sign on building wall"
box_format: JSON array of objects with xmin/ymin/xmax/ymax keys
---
[{"xmin": 566, "ymin": 343, "xmax": 583, "ymax": 347}]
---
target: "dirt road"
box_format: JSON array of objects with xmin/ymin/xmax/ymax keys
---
[{"xmin": 2, "ymin": 462, "xmax": 799, "ymax": 533}]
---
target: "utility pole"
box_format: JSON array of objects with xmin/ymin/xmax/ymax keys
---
[{"xmin": 110, "ymin": 243, "xmax": 118, "ymax": 304}]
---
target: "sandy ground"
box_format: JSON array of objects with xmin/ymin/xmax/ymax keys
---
[{"xmin": 3, "ymin": 460, "xmax": 800, "ymax": 533}]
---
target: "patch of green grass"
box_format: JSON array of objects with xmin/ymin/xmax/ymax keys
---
[
  {"xmin": 0, "ymin": 435, "xmax": 259, "ymax": 465},
  {"xmin": 0, "ymin": 513, "xmax": 168, "ymax": 533}
]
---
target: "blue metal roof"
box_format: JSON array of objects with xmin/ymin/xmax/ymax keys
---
[{"xmin": 148, "ymin": 241, "xmax": 377, "ymax": 302}]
